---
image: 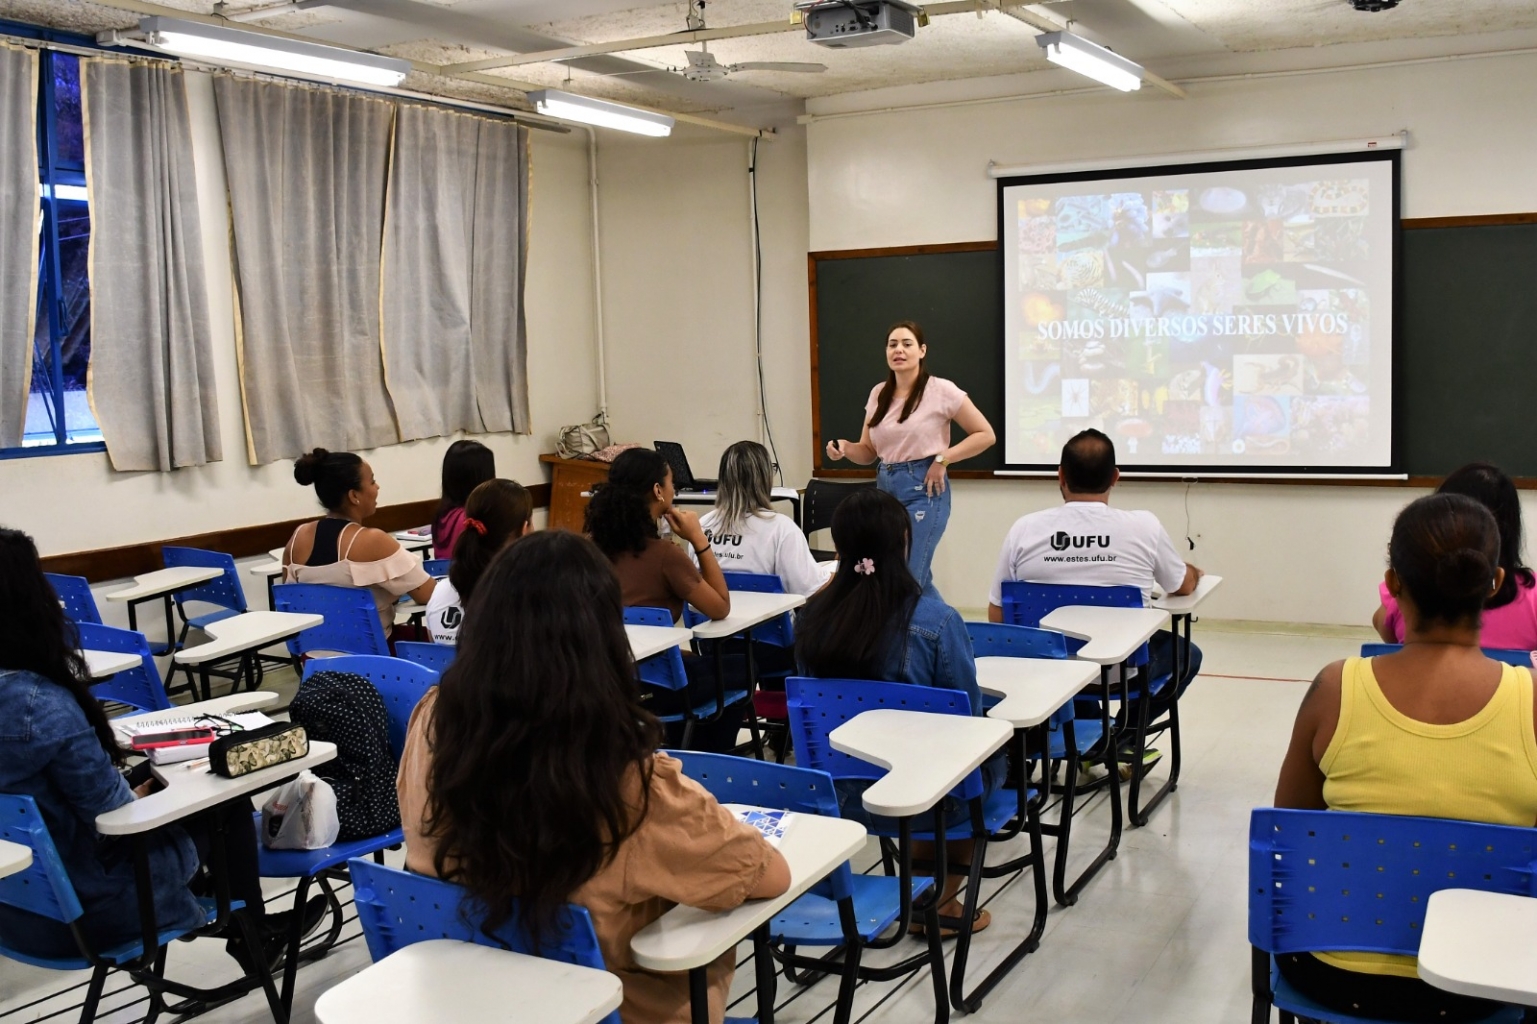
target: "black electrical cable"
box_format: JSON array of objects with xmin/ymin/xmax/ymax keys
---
[{"xmin": 749, "ymin": 135, "xmax": 784, "ymax": 485}]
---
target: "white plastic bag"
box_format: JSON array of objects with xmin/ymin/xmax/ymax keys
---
[{"xmin": 259, "ymin": 770, "xmax": 340, "ymax": 850}]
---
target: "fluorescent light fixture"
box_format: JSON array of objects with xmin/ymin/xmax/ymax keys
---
[
  {"xmin": 137, "ymin": 17, "xmax": 410, "ymax": 87},
  {"xmin": 1035, "ymin": 31, "xmax": 1143, "ymax": 92},
  {"xmin": 526, "ymin": 89, "xmax": 673, "ymax": 137}
]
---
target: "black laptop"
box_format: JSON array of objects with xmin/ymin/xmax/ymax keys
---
[{"xmin": 654, "ymin": 441, "xmax": 716, "ymax": 493}]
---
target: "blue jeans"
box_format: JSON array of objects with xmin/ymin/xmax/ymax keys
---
[{"xmin": 877, "ymin": 457, "xmax": 951, "ymax": 595}]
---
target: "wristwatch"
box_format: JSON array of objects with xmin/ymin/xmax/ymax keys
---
[{"xmin": 934, "ymin": 454, "xmax": 950, "ymax": 467}]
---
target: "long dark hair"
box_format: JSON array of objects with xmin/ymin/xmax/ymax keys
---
[
  {"xmin": 423, "ymin": 531, "xmax": 662, "ymax": 941},
  {"xmin": 796, "ymin": 489, "xmax": 921, "ymax": 678},
  {"xmin": 1437, "ymin": 462, "xmax": 1534, "ymax": 609},
  {"xmin": 1389, "ymin": 493, "xmax": 1501, "ymax": 628},
  {"xmin": 866, "ymin": 320, "xmax": 931, "ymax": 428},
  {"xmin": 585, "ymin": 447, "xmax": 668, "ymax": 560},
  {"xmin": 435, "ymin": 440, "xmax": 496, "ymax": 543},
  {"xmin": 0, "ymin": 529, "xmax": 122, "ymax": 763},
  {"xmin": 448, "ymin": 478, "xmax": 533, "ymax": 603},
  {"xmin": 294, "ymin": 448, "xmax": 362, "ymax": 512}
]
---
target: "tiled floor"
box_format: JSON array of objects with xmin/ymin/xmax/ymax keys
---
[{"xmin": 0, "ymin": 622, "xmax": 1372, "ymax": 1024}]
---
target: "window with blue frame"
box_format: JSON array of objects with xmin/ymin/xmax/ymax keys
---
[{"xmin": 13, "ymin": 47, "xmax": 103, "ymax": 455}]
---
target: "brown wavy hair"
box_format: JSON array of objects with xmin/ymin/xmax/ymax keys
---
[
  {"xmin": 423, "ymin": 530, "xmax": 662, "ymax": 942},
  {"xmin": 866, "ymin": 320, "xmax": 931, "ymax": 428}
]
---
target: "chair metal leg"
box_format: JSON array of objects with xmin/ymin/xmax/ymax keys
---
[
  {"xmin": 1048, "ymin": 667, "xmax": 1123, "ymax": 906},
  {"xmin": 688, "ymin": 965, "xmax": 711, "ymax": 1024},
  {"xmin": 1251, "ymin": 946, "xmax": 1274, "ymax": 1024},
  {"xmin": 278, "ymin": 874, "xmax": 313, "ymax": 1011},
  {"xmin": 753, "ymin": 923, "xmax": 779, "ymax": 1024},
  {"xmin": 76, "ymin": 964, "xmax": 109, "ymax": 1024},
  {"xmin": 232, "ymin": 908, "xmax": 290, "ymax": 1024}
]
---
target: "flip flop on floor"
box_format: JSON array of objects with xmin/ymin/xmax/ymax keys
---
[{"xmin": 909, "ymin": 905, "xmax": 991, "ymax": 940}]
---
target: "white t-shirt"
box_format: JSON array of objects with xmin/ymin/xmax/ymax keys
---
[
  {"xmin": 988, "ymin": 501, "xmax": 1188, "ymax": 606},
  {"xmin": 424, "ymin": 578, "xmax": 465, "ymax": 645},
  {"xmin": 693, "ymin": 508, "xmax": 833, "ymax": 597}
]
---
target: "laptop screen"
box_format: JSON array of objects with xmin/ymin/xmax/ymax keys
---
[{"xmin": 653, "ymin": 441, "xmax": 697, "ymax": 490}]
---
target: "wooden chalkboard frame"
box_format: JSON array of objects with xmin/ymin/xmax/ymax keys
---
[{"xmin": 808, "ymin": 212, "xmax": 1537, "ymax": 489}]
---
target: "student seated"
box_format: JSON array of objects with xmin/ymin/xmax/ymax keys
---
[
  {"xmin": 586, "ymin": 447, "xmax": 742, "ymax": 751},
  {"xmin": 1274, "ymin": 492, "xmax": 1537, "ymax": 1023},
  {"xmin": 425, "ymin": 478, "xmax": 532, "ymax": 645},
  {"xmin": 694, "ymin": 440, "xmax": 831, "ymax": 597},
  {"xmin": 431, "ymin": 439, "xmax": 495, "ymax": 560},
  {"xmin": 987, "ymin": 427, "xmax": 1204, "ymax": 702},
  {"xmin": 795, "ymin": 488, "xmax": 999, "ymax": 935},
  {"xmin": 283, "ymin": 448, "xmax": 434, "ymax": 638},
  {"xmin": 397, "ymin": 531, "xmax": 789, "ymax": 1024},
  {"xmin": 1373, "ymin": 461, "xmax": 1537, "ymax": 650},
  {"xmin": 0, "ymin": 529, "xmax": 323, "ymax": 971}
]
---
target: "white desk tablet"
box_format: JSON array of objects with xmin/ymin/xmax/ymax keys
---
[
  {"xmin": 110, "ymin": 692, "xmax": 280, "ymax": 733},
  {"xmin": 691, "ymin": 591, "xmax": 805, "ymax": 641},
  {"xmin": 80, "ymin": 648, "xmax": 143, "ymax": 680},
  {"xmin": 0, "ymin": 839, "xmax": 32, "ymax": 879},
  {"xmin": 630, "ymin": 812, "xmax": 866, "ymax": 972},
  {"xmin": 1151, "ymin": 574, "xmax": 1224, "ymax": 615},
  {"xmin": 1039, "ymin": 605, "xmax": 1170, "ymax": 665},
  {"xmin": 829, "ymin": 710, "xmax": 1012, "ymax": 818},
  {"xmin": 105, "ymin": 567, "xmax": 224, "ymax": 603},
  {"xmin": 97, "ymin": 739, "xmax": 336, "ymax": 835},
  {"xmin": 1418, "ymin": 889, "xmax": 1537, "ymax": 1006},
  {"xmin": 172, "ymin": 612, "xmax": 323, "ymax": 666},
  {"xmin": 626, "ymin": 624, "xmax": 694, "ymax": 662},
  {"xmin": 315, "ymin": 940, "xmax": 624, "ymax": 1024},
  {"xmin": 976, "ymin": 656, "xmax": 1101, "ymax": 730}
]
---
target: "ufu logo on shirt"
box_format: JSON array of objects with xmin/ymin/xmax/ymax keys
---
[{"xmin": 1050, "ymin": 531, "xmax": 1111, "ymax": 551}]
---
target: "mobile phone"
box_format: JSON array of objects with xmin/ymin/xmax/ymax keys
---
[{"xmin": 130, "ymin": 728, "xmax": 216, "ymax": 751}]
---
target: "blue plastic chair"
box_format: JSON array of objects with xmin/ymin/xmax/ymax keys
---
[
  {"xmin": 720, "ymin": 572, "xmax": 797, "ymax": 760},
  {"xmin": 257, "ymin": 655, "xmax": 437, "ymax": 1010},
  {"xmin": 76, "ymin": 622, "xmax": 172, "ymax": 713},
  {"xmin": 160, "ymin": 546, "xmax": 247, "ymax": 635},
  {"xmin": 422, "ymin": 558, "xmax": 451, "ymax": 578},
  {"xmin": 45, "ymin": 573, "xmax": 103, "ymax": 625},
  {"xmin": 394, "ymin": 640, "xmax": 456, "ymax": 675},
  {"xmin": 347, "ymin": 860, "xmax": 623, "ymax": 1024},
  {"xmin": 670, "ymin": 750, "xmax": 947, "ymax": 1024},
  {"xmin": 786, "ymin": 677, "xmax": 1041, "ymax": 1013},
  {"xmin": 624, "ymin": 606, "xmax": 752, "ymax": 750},
  {"xmin": 1249, "ymin": 808, "xmax": 1535, "ymax": 1024},
  {"xmin": 272, "ymin": 582, "xmax": 390, "ymax": 657},
  {"xmin": 1361, "ymin": 643, "xmax": 1534, "ymax": 667},
  {"xmin": 0, "ymin": 793, "xmax": 282, "ymax": 1024},
  {"xmin": 999, "ymin": 580, "xmax": 1179, "ymax": 832}
]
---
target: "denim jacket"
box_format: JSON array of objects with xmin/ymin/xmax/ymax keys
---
[
  {"xmin": 875, "ymin": 594, "xmax": 984, "ymax": 716},
  {"xmin": 0, "ymin": 669, "xmax": 202, "ymax": 957}
]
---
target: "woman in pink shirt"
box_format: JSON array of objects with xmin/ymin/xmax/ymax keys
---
[
  {"xmin": 1373, "ymin": 461, "xmax": 1537, "ymax": 652},
  {"xmin": 824, "ymin": 321, "xmax": 995, "ymax": 592}
]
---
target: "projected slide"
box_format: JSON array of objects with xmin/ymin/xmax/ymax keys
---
[{"xmin": 999, "ymin": 152, "xmax": 1397, "ymax": 473}]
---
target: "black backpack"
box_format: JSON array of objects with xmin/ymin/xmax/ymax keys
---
[{"xmin": 288, "ymin": 670, "xmax": 401, "ymax": 841}]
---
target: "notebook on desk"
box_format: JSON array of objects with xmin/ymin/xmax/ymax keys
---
[{"xmin": 654, "ymin": 441, "xmax": 716, "ymax": 493}]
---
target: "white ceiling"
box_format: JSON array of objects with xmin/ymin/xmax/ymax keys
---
[{"xmin": 6, "ymin": 0, "xmax": 1537, "ymax": 124}]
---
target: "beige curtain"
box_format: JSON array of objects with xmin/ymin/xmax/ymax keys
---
[
  {"xmin": 212, "ymin": 76, "xmax": 400, "ymax": 465},
  {"xmin": 0, "ymin": 45, "xmax": 39, "ymax": 449},
  {"xmin": 381, "ymin": 104, "xmax": 530, "ymax": 441},
  {"xmin": 82, "ymin": 58, "xmax": 220, "ymax": 471}
]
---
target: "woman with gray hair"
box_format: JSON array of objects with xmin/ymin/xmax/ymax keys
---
[{"xmin": 694, "ymin": 441, "xmax": 831, "ymax": 596}]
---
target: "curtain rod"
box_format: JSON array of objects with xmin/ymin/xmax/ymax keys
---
[{"xmin": 0, "ymin": 30, "xmax": 569, "ymax": 134}]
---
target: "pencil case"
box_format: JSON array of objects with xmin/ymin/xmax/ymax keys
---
[{"xmin": 209, "ymin": 722, "xmax": 309, "ymax": 778}]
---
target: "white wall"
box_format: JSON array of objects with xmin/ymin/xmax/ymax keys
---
[
  {"xmin": 800, "ymin": 50, "xmax": 1537, "ymax": 624},
  {"xmin": 0, "ymin": 72, "xmax": 599, "ymax": 559}
]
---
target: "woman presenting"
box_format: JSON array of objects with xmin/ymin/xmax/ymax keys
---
[{"xmin": 824, "ymin": 321, "xmax": 995, "ymax": 593}]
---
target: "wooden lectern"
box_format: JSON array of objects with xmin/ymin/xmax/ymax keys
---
[{"xmin": 539, "ymin": 454, "xmax": 611, "ymax": 533}]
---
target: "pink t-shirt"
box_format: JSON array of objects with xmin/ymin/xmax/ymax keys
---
[
  {"xmin": 865, "ymin": 376, "xmax": 967, "ymax": 465},
  {"xmin": 1377, "ymin": 576, "xmax": 1537, "ymax": 651}
]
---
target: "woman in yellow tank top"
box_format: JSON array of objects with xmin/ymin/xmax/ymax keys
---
[{"xmin": 1274, "ymin": 492, "xmax": 1537, "ymax": 1023}]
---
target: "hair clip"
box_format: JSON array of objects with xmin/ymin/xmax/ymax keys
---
[
  {"xmin": 465, "ymin": 517, "xmax": 488, "ymax": 536},
  {"xmin": 854, "ymin": 558, "xmax": 876, "ymax": 576}
]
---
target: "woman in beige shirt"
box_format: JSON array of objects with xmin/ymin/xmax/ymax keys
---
[
  {"xmin": 396, "ymin": 530, "xmax": 790, "ymax": 1024},
  {"xmin": 282, "ymin": 448, "xmax": 434, "ymax": 637}
]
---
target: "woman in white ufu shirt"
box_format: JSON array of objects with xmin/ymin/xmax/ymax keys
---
[
  {"xmin": 425, "ymin": 479, "xmax": 532, "ymax": 644},
  {"xmin": 694, "ymin": 441, "xmax": 831, "ymax": 596}
]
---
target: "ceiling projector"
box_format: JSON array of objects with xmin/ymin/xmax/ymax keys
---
[{"xmin": 795, "ymin": 1, "xmax": 921, "ymax": 48}]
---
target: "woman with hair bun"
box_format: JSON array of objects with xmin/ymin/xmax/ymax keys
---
[
  {"xmin": 1275, "ymin": 492, "xmax": 1537, "ymax": 1022},
  {"xmin": 425, "ymin": 478, "xmax": 533, "ymax": 645},
  {"xmin": 283, "ymin": 448, "xmax": 435, "ymax": 637}
]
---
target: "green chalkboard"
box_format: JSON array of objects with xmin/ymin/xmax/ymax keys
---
[
  {"xmin": 812, "ymin": 245, "xmax": 1004, "ymax": 472},
  {"xmin": 812, "ymin": 222, "xmax": 1537, "ymax": 478}
]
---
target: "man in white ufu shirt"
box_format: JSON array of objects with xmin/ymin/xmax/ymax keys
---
[{"xmin": 988, "ymin": 428, "xmax": 1204, "ymax": 698}]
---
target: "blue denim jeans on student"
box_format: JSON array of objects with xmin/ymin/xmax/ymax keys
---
[{"xmin": 877, "ymin": 456, "xmax": 951, "ymax": 594}]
